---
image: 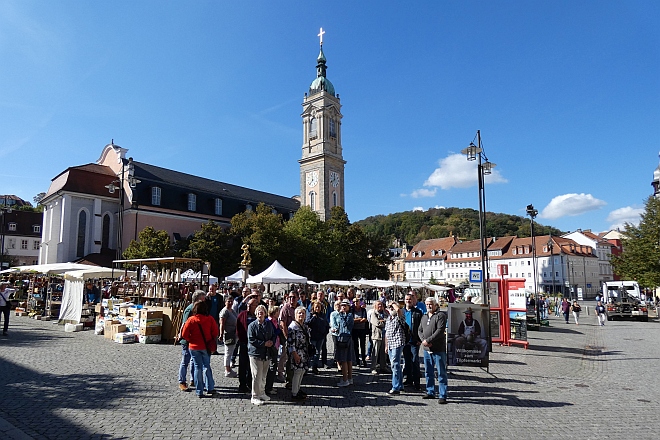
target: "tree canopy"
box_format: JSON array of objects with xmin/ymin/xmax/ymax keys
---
[{"xmin": 610, "ymin": 196, "xmax": 660, "ymax": 288}]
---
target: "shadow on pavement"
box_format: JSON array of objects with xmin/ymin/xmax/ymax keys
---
[
  {"xmin": 450, "ymin": 384, "xmax": 573, "ymax": 408},
  {"xmin": 526, "ymin": 344, "xmax": 621, "ymax": 357},
  {"xmin": 0, "ymin": 325, "xmax": 133, "ymax": 440}
]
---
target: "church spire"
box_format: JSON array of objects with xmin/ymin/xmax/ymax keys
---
[{"xmin": 309, "ymin": 27, "xmax": 335, "ymax": 96}]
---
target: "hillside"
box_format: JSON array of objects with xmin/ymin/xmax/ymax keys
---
[{"xmin": 356, "ymin": 207, "xmax": 565, "ymax": 246}]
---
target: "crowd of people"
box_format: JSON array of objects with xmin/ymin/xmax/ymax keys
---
[{"xmin": 175, "ymin": 285, "xmax": 449, "ymax": 404}]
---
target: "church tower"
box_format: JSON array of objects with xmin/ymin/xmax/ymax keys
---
[{"xmin": 299, "ymin": 28, "xmax": 346, "ymax": 221}]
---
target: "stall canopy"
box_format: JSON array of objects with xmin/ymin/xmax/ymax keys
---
[
  {"xmin": 12, "ymin": 263, "xmax": 95, "ymax": 274},
  {"xmin": 59, "ymin": 267, "xmax": 137, "ymax": 324},
  {"xmin": 225, "ymin": 269, "xmax": 249, "ymax": 282},
  {"xmin": 245, "ymin": 261, "xmax": 307, "ymax": 284}
]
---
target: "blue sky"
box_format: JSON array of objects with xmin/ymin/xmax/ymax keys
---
[{"xmin": 1, "ymin": 1, "xmax": 658, "ymax": 234}]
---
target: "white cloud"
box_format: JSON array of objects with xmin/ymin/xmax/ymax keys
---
[
  {"xmin": 606, "ymin": 206, "xmax": 643, "ymax": 229},
  {"xmin": 434, "ymin": 205, "xmax": 445, "ymax": 209},
  {"xmin": 412, "ymin": 206, "xmax": 424, "ymax": 212},
  {"xmin": 411, "ymin": 188, "xmax": 437, "ymax": 198},
  {"xmin": 539, "ymin": 193, "xmax": 606, "ymax": 219},
  {"xmin": 423, "ymin": 153, "xmax": 507, "ymax": 189}
]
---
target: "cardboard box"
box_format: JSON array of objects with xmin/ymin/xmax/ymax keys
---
[
  {"xmin": 138, "ymin": 334, "xmax": 162, "ymax": 344},
  {"xmin": 114, "ymin": 332, "xmax": 136, "ymax": 344},
  {"xmin": 95, "ymin": 304, "xmax": 103, "ymax": 314},
  {"xmin": 139, "ymin": 318, "xmax": 163, "ymax": 328},
  {"xmin": 104, "ymin": 320, "xmax": 120, "ymax": 339},
  {"xmin": 139, "ymin": 325, "xmax": 162, "ymax": 336},
  {"xmin": 140, "ymin": 310, "xmax": 163, "ymax": 320},
  {"xmin": 64, "ymin": 323, "xmax": 83, "ymax": 332}
]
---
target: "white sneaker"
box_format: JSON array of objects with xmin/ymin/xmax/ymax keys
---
[
  {"xmin": 251, "ymin": 397, "xmax": 264, "ymax": 406},
  {"xmin": 348, "ymin": 378, "xmax": 354, "ymax": 385},
  {"xmin": 258, "ymin": 394, "xmax": 271, "ymax": 401},
  {"xmin": 224, "ymin": 371, "xmax": 237, "ymax": 378},
  {"xmin": 337, "ymin": 380, "xmax": 349, "ymax": 387}
]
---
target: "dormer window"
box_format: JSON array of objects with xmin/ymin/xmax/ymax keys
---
[
  {"xmin": 246, "ymin": 203, "xmax": 253, "ymax": 212},
  {"xmin": 33, "ymin": 225, "xmax": 41, "ymax": 233},
  {"xmin": 8, "ymin": 223, "xmax": 16, "ymax": 231},
  {"xmin": 187, "ymin": 193, "xmax": 196, "ymax": 211},
  {"xmin": 512, "ymin": 248, "xmax": 517, "ymax": 255},
  {"xmin": 152, "ymin": 187, "xmax": 161, "ymax": 206}
]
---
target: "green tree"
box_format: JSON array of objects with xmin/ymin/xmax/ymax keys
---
[
  {"xmin": 184, "ymin": 221, "xmax": 239, "ymax": 277},
  {"xmin": 123, "ymin": 226, "xmax": 172, "ymax": 259},
  {"xmin": 282, "ymin": 206, "xmax": 331, "ymax": 281},
  {"xmin": 611, "ymin": 196, "xmax": 660, "ymax": 288},
  {"xmin": 230, "ymin": 203, "xmax": 285, "ymax": 273}
]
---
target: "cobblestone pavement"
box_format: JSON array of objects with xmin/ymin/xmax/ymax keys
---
[{"xmin": 1, "ymin": 305, "xmax": 659, "ymax": 439}]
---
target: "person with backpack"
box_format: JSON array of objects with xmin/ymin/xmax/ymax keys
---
[
  {"xmin": 384, "ymin": 301, "xmax": 406, "ymax": 395},
  {"xmin": 595, "ymin": 300, "xmax": 606, "ymax": 326}
]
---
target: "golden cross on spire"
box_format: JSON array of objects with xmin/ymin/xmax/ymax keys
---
[{"xmin": 318, "ymin": 27, "xmax": 325, "ymax": 46}]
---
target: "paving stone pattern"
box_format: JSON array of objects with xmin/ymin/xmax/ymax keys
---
[{"xmin": 1, "ymin": 305, "xmax": 659, "ymax": 439}]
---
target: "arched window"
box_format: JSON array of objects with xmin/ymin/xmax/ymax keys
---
[
  {"xmin": 101, "ymin": 214, "xmax": 111, "ymax": 249},
  {"xmin": 329, "ymin": 118, "xmax": 336, "ymax": 137},
  {"xmin": 309, "ymin": 191, "xmax": 316, "ymax": 211},
  {"xmin": 76, "ymin": 210, "xmax": 87, "ymax": 258},
  {"xmin": 332, "ymin": 191, "xmax": 337, "ymax": 207},
  {"xmin": 309, "ymin": 117, "xmax": 317, "ymax": 138}
]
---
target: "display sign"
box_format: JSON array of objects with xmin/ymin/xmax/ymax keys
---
[
  {"xmin": 577, "ymin": 288, "xmax": 583, "ymax": 301},
  {"xmin": 497, "ymin": 264, "xmax": 508, "ymax": 276},
  {"xmin": 469, "ymin": 270, "xmax": 483, "ymax": 283},
  {"xmin": 488, "ymin": 281, "xmax": 500, "ymax": 307},
  {"xmin": 489, "ymin": 311, "xmax": 500, "ymax": 340},
  {"xmin": 509, "ymin": 310, "xmax": 527, "ymax": 341},
  {"xmin": 508, "ymin": 287, "xmax": 526, "ymax": 309},
  {"xmin": 448, "ymin": 304, "xmax": 490, "ymax": 367}
]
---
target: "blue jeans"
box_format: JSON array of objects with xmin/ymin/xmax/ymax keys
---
[
  {"xmin": 403, "ymin": 343, "xmax": 420, "ymax": 387},
  {"xmin": 423, "ymin": 351, "xmax": 448, "ymax": 399},
  {"xmin": 190, "ymin": 349, "xmax": 214, "ymax": 396},
  {"xmin": 310, "ymin": 339, "xmax": 324, "ymax": 368},
  {"xmin": 388, "ymin": 345, "xmax": 404, "ymax": 391},
  {"xmin": 178, "ymin": 344, "xmax": 195, "ymax": 384}
]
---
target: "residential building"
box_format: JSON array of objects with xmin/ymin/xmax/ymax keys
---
[
  {"xmin": 0, "ymin": 208, "xmax": 42, "ymax": 267},
  {"xmin": 404, "ymin": 237, "xmax": 457, "ymax": 283},
  {"xmin": 563, "ymin": 229, "xmax": 614, "ymax": 285},
  {"xmin": 388, "ymin": 239, "xmax": 411, "ymax": 282}
]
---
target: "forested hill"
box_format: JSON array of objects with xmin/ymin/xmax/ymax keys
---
[{"xmin": 355, "ymin": 207, "xmax": 565, "ymax": 246}]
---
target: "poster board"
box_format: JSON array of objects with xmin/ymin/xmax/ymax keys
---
[
  {"xmin": 509, "ymin": 310, "xmax": 527, "ymax": 342},
  {"xmin": 448, "ymin": 304, "xmax": 490, "ymax": 367}
]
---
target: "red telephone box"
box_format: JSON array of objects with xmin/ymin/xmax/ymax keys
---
[{"xmin": 488, "ymin": 278, "xmax": 529, "ymax": 348}]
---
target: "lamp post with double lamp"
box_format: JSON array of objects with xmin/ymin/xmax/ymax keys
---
[
  {"xmin": 0, "ymin": 197, "xmax": 12, "ymax": 269},
  {"xmin": 461, "ymin": 130, "xmax": 496, "ymax": 305},
  {"xmin": 547, "ymin": 236, "xmax": 555, "ymax": 298},
  {"xmin": 526, "ymin": 204, "xmax": 540, "ymax": 324},
  {"xmin": 106, "ymin": 157, "xmax": 140, "ymax": 260}
]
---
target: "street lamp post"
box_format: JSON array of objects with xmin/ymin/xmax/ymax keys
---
[
  {"xmin": 106, "ymin": 157, "xmax": 140, "ymax": 260},
  {"xmin": 0, "ymin": 196, "xmax": 12, "ymax": 269},
  {"xmin": 526, "ymin": 204, "xmax": 540, "ymax": 324},
  {"xmin": 547, "ymin": 235, "xmax": 555, "ymax": 298},
  {"xmin": 462, "ymin": 130, "xmax": 496, "ymax": 305}
]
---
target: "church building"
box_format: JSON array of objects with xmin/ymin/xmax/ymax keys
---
[{"xmin": 39, "ymin": 31, "xmax": 346, "ymax": 265}]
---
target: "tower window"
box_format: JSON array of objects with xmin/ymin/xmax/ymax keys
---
[
  {"xmin": 187, "ymin": 193, "xmax": 196, "ymax": 211},
  {"xmin": 309, "ymin": 117, "xmax": 317, "ymax": 138},
  {"xmin": 309, "ymin": 191, "xmax": 316, "ymax": 211},
  {"xmin": 76, "ymin": 210, "xmax": 87, "ymax": 258},
  {"xmin": 152, "ymin": 187, "xmax": 161, "ymax": 206},
  {"xmin": 329, "ymin": 118, "xmax": 336, "ymax": 137},
  {"xmin": 332, "ymin": 191, "xmax": 337, "ymax": 207}
]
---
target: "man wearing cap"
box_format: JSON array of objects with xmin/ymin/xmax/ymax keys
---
[
  {"xmin": 453, "ymin": 307, "xmax": 487, "ymax": 364},
  {"xmin": 0, "ymin": 282, "xmax": 15, "ymax": 336},
  {"xmin": 418, "ymin": 297, "xmax": 448, "ymax": 403}
]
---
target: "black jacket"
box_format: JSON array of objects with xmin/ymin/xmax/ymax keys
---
[{"xmin": 404, "ymin": 307, "xmax": 423, "ymax": 345}]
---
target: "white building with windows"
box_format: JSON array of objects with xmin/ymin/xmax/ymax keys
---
[
  {"xmin": 404, "ymin": 237, "xmax": 457, "ymax": 283},
  {"xmin": 1, "ymin": 209, "xmax": 43, "ymax": 267}
]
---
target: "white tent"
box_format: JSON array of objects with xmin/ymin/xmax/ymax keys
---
[
  {"xmin": 225, "ymin": 268, "xmax": 249, "ymax": 282},
  {"xmin": 245, "ymin": 260, "xmax": 307, "ymax": 284},
  {"xmin": 181, "ymin": 270, "xmax": 218, "ymax": 285},
  {"xmin": 59, "ymin": 267, "xmax": 137, "ymax": 324},
  {"xmin": 12, "ymin": 263, "xmax": 95, "ymax": 274}
]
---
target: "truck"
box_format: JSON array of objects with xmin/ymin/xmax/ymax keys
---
[{"xmin": 602, "ymin": 281, "xmax": 648, "ymax": 322}]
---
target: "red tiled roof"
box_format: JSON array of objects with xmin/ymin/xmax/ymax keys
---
[{"xmin": 405, "ymin": 237, "xmax": 457, "ymax": 261}]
